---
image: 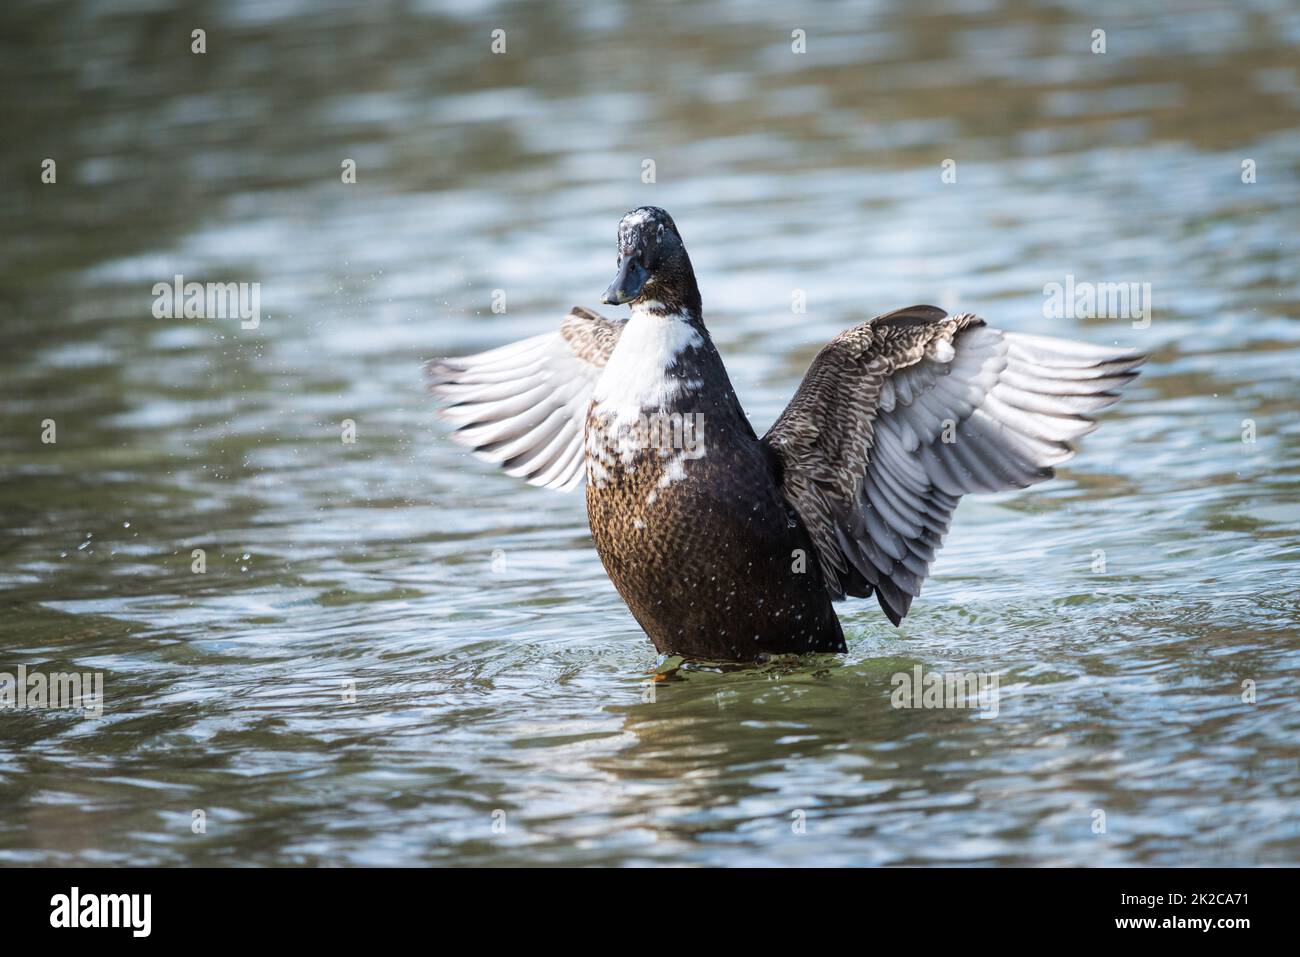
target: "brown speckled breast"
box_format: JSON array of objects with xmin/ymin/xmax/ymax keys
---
[{"xmin": 583, "ymin": 350, "xmax": 845, "ymax": 661}]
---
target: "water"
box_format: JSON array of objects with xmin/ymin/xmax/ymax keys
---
[{"xmin": 1, "ymin": 0, "xmax": 1298, "ymax": 866}]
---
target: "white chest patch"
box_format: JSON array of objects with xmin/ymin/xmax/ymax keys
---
[
  {"xmin": 585, "ymin": 305, "xmax": 704, "ymax": 490},
  {"xmin": 590, "ymin": 305, "xmax": 703, "ymax": 424}
]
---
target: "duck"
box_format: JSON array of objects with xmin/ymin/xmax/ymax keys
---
[{"xmin": 427, "ymin": 206, "xmax": 1145, "ymax": 661}]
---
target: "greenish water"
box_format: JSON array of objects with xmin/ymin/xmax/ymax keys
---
[{"xmin": 1, "ymin": 0, "xmax": 1298, "ymax": 866}]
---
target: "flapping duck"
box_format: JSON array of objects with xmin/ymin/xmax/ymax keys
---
[{"xmin": 429, "ymin": 207, "xmax": 1145, "ymax": 661}]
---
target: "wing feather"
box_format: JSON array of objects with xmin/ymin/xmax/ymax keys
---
[
  {"xmin": 427, "ymin": 307, "xmax": 624, "ymax": 491},
  {"xmin": 762, "ymin": 306, "xmax": 1144, "ymax": 624}
]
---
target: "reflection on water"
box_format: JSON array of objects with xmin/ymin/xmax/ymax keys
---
[{"xmin": 1, "ymin": 0, "xmax": 1298, "ymax": 865}]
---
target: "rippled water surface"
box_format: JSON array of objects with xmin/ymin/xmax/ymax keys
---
[{"xmin": 2, "ymin": 0, "xmax": 1298, "ymax": 865}]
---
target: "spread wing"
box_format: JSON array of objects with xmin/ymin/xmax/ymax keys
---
[
  {"xmin": 426, "ymin": 307, "xmax": 624, "ymax": 491},
  {"xmin": 762, "ymin": 305, "xmax": 1146, "ymax": 624}
]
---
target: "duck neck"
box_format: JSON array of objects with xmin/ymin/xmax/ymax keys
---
[
  {"xmin": 636, "ymin": 256, "xmax": 703, "ymax": 328},
  {"xmin": 629, "ymin": 297, "xmax": 702, "ymax": 330}
]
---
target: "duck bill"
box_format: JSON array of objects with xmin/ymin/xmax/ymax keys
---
[{"xmin": 601, "ymin": 258, "xmax": 649, "ymax": 305}]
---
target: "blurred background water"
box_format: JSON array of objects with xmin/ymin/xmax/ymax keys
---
[{"xmin": 1, "ymin": 0, "xmax": 1298, "ymax": 866}]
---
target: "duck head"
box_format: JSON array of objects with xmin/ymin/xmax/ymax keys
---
[{"xmin": 601, "ymin": 206, "xmax": 701, "ymax": 317}]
